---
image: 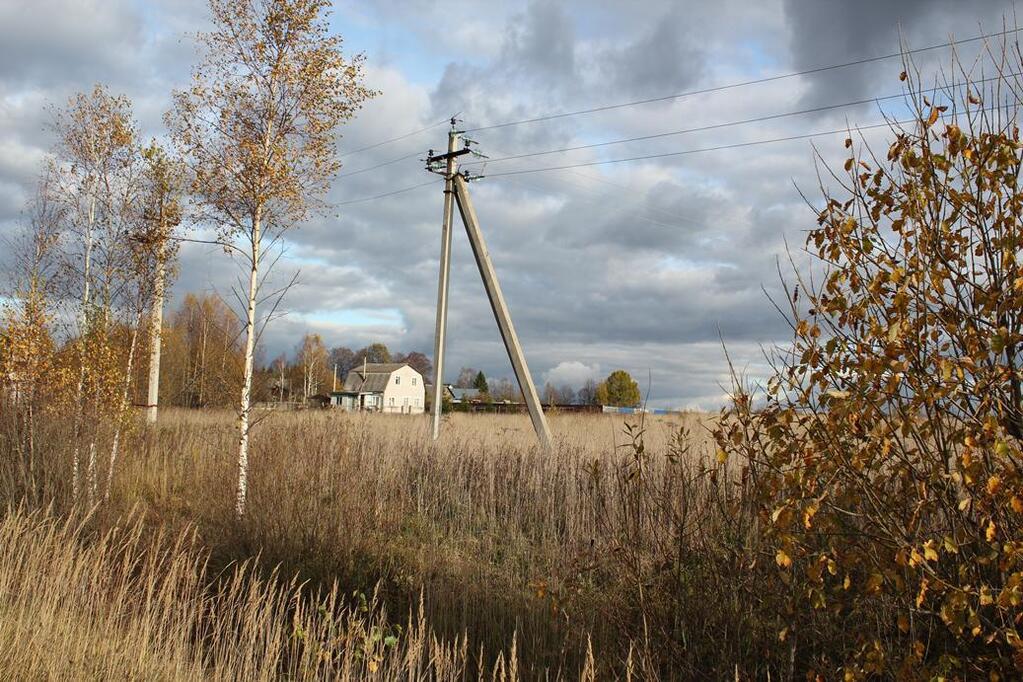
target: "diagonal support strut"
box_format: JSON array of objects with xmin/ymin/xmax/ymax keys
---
[{"xmin": 450, "ymin": 174, "xmax": 552, "ymax": 448}]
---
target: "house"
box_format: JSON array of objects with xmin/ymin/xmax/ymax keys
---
[{"xmin": 330, "ymin": 362, "xmax": 425, "ymax": 414}]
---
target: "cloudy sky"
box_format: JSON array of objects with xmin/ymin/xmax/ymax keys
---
[{"xmin": 0, "ymin": 0, "xmax": 1014, "ymax": 408}]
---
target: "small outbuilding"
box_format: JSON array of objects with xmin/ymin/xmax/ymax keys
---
[{"xmin": 330, "ymin": 362, "xmax": 425, "ymax": 414}]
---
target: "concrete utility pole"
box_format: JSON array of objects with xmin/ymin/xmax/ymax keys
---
[
  {"xmin": 427, "ymin": 123, "xmax": 552, "ymax": 448},
  {"xmin": 451, "ymin": 174, "xmax": 552, "ymax": 447},
  {"xmin": 429, "ymin": 124, "xmax": 460, "ymax": 440}
]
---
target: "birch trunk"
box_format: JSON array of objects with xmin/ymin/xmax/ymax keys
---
[
  {"xmin": 235, "ymin": 206, "xmax": 261, "ymax": 517},
  {"xmin": 106, "ymin": 308, "xmax": 142, "ymax": 500},
  {"xmin": 146, "ymin": 232, "xmax": 166, "ymax": 424},
  {"xmin": 72, "ymin": 186, "xmax": 97, "ymax": 503}
]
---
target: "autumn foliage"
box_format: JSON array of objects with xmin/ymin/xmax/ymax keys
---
[{"xmin": 716, "ymin": 49, "xmax": 1023, "ymax": 677}]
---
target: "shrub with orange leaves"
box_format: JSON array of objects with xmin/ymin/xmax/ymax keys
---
[{"xmin": 717, "ymin": 46, "xmax": 1023, "ymax": 678}]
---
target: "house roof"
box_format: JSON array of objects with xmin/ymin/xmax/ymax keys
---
[
  {"xmin": 338, "ymin": 362, "xmax": 414, "ymax": 394},
  {"xmin": 448, "ymin": 387, "xmax": 481, "ymax": 401}
]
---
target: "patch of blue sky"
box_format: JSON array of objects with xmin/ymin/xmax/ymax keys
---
[
  {"xmin": 306, "ymin": 307, "xmax": 404, "ymax": 328},
  {"xmin": 659, "ymin": 255, "xmax": 735, "ymax": 272},
  {"xmin": 329, "ymin": 8, "xmax": 449, "ymax": 87}
]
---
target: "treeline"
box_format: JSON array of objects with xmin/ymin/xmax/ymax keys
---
[
  {"xmin": 0, "ymin": 0, "xmax": 373, "ymax": 514},
  {"xmin": 448, "ymin": 366, "xmax": 642, "ymax": 407}
]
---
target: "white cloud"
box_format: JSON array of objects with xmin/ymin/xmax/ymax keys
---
[{"xmin": 543, "ymin": 360, "xmax": 600, "ymax": 388}]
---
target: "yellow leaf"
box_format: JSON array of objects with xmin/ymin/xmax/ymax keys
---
[
  {"xmin": 898, "ymin": 614, "xmax": 910, "ymax": 633},
  {"xmin": 987, "ymin": 521, "xmax": 997, "ymax": 542},
  {"xmin": 988, "ymin": 476, "xmax": 1003, "ymax": 496},
  {"xmin": 923, "ymin": 540, "xmax": 939, "ymax": 562},
  {"xmin": 926, "ymin": 107, "xmax": 940, "ymax": 127},
  {"xmin": 1011, "ymin": 496, "xmax": 1023, "ymax": 513},
  {"xmin": 716, "ymin": 449, "xmax": 728, "ymax": 464},
  {"xmin": 776, "ymin": 549, "xmax": 792, "ymax": 569}
]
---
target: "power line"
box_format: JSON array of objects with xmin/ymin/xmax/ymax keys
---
[
  {"xmin": 339, "ymin": 150, "xmax": 425, "ymax": 178},
  {"xmin": 464, "ymin": 28, "xmax": 1021, "ymax": 133},
  {"xmin": 479, "ymin": 116, "xmax": 945, "ymax": 178},
  {"xmin": 341, "ymin": 119, "xmax": 449, "ymax": 158},
  {"xmin": 463, "ymin": 90, "xmax": 930, "ymax": 167},
  {"xmin": 463, "ymin": 72, "xmax": 1018, "ymax": 168},
  {"xmin": 337, "ymin": 179, "xmax": 440, "ymax": 207}
]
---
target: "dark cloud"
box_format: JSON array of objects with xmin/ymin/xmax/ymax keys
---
[
  {"xmin": 597, "ymin": 4, "xmax": 704, "ymax": 100},
  {"xmin": 783, "ymin": 0, "xmax": 1014, "ymax": 107}
]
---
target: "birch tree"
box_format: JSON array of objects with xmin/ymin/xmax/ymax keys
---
[
  {"xmin": 167, "ymin": 0, "xmax": 373, "ymax": 516},
  {"xmin": 0, "ymin": 169, "xmax": 63, "ymax": 500},
  {"xmin": 296, "ymin": 332, "xmax": 328, "ymax": 398},
  {"xmin": 51, "ymin": 85, "xmax": 140, "ymax": 503},
  {"xmin": 137, "ymin": 143, "xmax": 185, "ymax": 425}
]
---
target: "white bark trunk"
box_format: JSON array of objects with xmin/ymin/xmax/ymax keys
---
[
  {"xmin": 146, "ymin": 236, "xmax": 166, "ymax": 425},
  {"xmin": 72, "ymin": 186, "xmax": 98, "ymax": 503},
  {"xmin": 235, "ymin": 206, "xmax": 261, "ymax": 517},
  {"xmin": 106, "ymin": 309, "xmax": 142, "ymax": 500}
]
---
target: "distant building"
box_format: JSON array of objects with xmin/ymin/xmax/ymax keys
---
[
  {"xmin": 330, "ymin": 362, "xmax": 425, "ymax": 414},
  {"xmin": 446, "ymin": 386, "xmax": 481, "ymax": 404}
]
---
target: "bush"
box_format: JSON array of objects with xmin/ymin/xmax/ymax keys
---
[{"xmin": 717, "ymin": 43, "xmax": 1023, "ymax": 678}]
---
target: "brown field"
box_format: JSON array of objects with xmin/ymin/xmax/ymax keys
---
[{"xmin": 0, "ymin": 408, "xmax": 782, "ymax": 679}]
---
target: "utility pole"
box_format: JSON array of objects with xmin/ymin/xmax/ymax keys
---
[
  {"xmin": 426, "ymin": 123, "xmax": 552, "ymax": 448},
  {"xmin": 332, "ymin": 362, "xmax": 338, "ymax": 392},
  {"xmin": 429, "ymin": 121, "xmax": 461, "ymax": 440}
]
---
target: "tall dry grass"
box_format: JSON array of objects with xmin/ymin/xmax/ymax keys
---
[
  {"xmin": 0, "ymin": 506, "xmax": 534, "ymax": 680},
  {"xmin": 0, "ymin": 408, "xmax": 783, "ymax": 678}
]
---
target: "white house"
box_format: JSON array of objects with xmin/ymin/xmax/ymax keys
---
[{"xmin": 330, "ymin": 362, "xmax": 425, "ymax": 414}]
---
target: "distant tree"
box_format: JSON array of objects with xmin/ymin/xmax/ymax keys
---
[
  {"xmin": 558, "ymin": 384, "xmax": 576, "ymax": 405},
  {"xmin": 542, "ymin": 382, "xmax": 557, "ymax": 406},
  {"xmin": 455, "ymin": 367, "xmax": 478, "ymax": 388},
  {"xmin": 167, "ymin": 0, "xmax": 373, "ymax": 517},
  {"xmin": 490, "ymin": 377, "xmax": 521, "ymax": 402},
  {"xmin": 160, "ymin": 293, "xmax": 245, "ymax": 408},
  {"xmin": 473, "ymin": 370, "xmax": 489, "ymax": 394},
  {"xmin": 296, "ymin": 333, "xmax": 329, "ymax": 398},
  {"xmin": 353, "ymin": 342, "xmax": 390, "ymax": 367},
  {"xmin": 398, "ymin": 350, "xmax": 432, "ymax": 381},
  {"xmin": 328, "ymin": 345, "xmax": 355, "ymax": 380},
  {"xmin": 577, "ymin": 378, "xmax": 598, "ymax": 406},
  {"xmin": 596, "ymin": 370, "xmax": 640, "ymax": 407}
]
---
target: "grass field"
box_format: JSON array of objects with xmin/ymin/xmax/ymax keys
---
[{"xmin": 0, "ymin": 408, "xmax": 787, "ymax": 679}]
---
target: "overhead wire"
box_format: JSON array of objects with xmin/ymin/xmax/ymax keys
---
[
  {"xmin": 339, "ymin": 150, "xmax": 426, "ymax": 178},
  {"xmin": 340, "ymin": 119, "xmax": 449, "ymax": 158},
  {"xmin": 337, "ymin": 179, "xmax": 440, "ymax": 207},
  {"xmin": 477, "ymin": 112, "xmax": 983, "ymax": 178},
  {"xmin": 461, "ymin": 76, "xmax": 1010, "ymax": 168},
  {"xmin": 463, "ymin": 27, "xmax": 1021, "ymax": 132}
]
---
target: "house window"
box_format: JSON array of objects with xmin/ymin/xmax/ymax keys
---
[
  {"xmin": 395, "ymin": 376, "xmax": 400, "ymax": 385},
  {"xmin": 412, "ymin": 377, "xmax": 417, "ymax": 386},
  {"xmin": 404, "ymin": 397, "xmax": 409, "ymax": 406},
  {"xmin": 389, "ymin": 397, "xmax": 395, "ymax": 406}
]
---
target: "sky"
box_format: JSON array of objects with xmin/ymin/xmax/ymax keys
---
[{"xmin": 0, "ymin": 0, "xmax": 1015, "ymax": 408}]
